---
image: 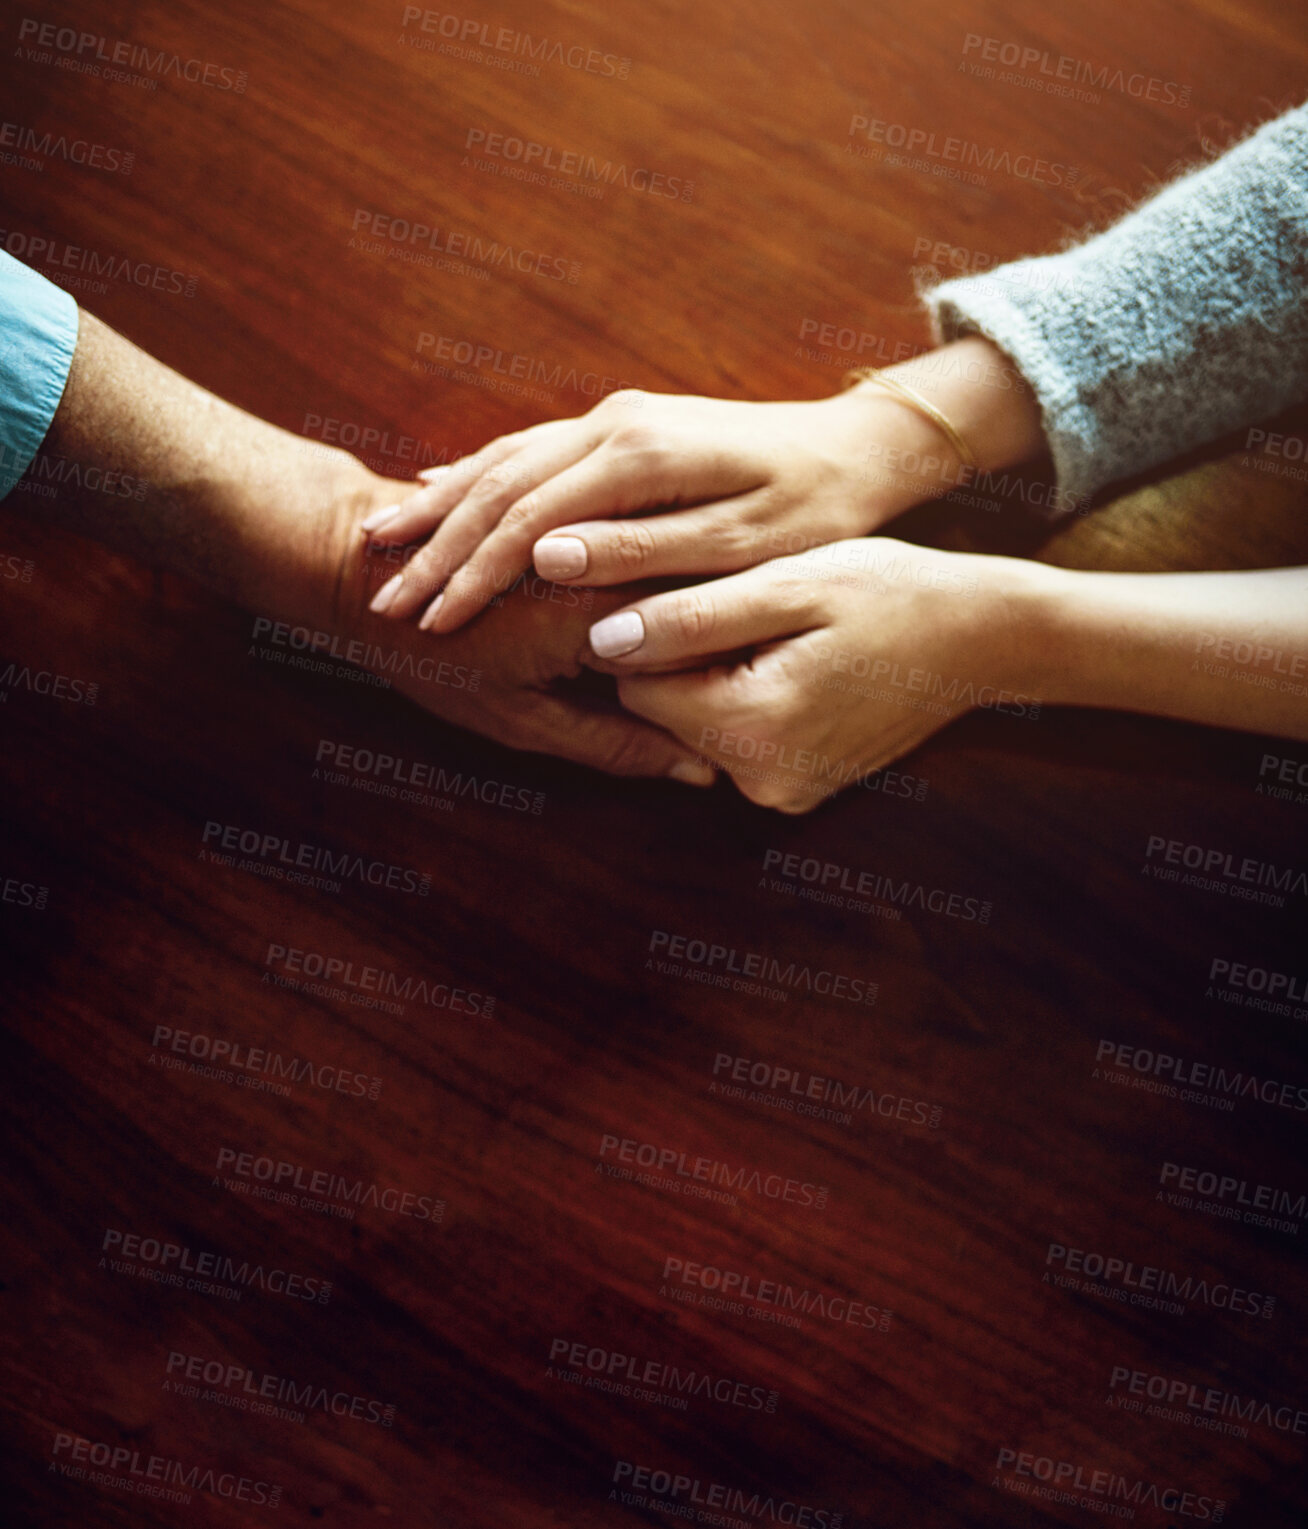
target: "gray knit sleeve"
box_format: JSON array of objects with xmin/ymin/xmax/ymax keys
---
[{"xmin": 921, "ymin": 103, "xmax": 1308, "ymax": 508}]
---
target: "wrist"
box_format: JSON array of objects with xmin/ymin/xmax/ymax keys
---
[
  {"xmin": 962, "ymin": 552, "xmax": 1079, "ymax": 704},
  {"xmin": 837, "ymin": 385, "xmax": 973, "ymax": 528},
  {"xmin": 214, "ymin": 431, "xmax": 380, "ymax": 629},
  {"xmin": 838, "ymin": 337, "xmax": 1045, "ymax": 529},
  {"xmin": 881, "ymin": 336, "xmax": 1046, "ymax": 480}
]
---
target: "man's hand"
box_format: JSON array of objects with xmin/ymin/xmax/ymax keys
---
[
  {"xmin": 332, "ymin": 474, "xmax": 716, "ymax": 781},
  {"xmin": 18, "ymin": 306, "xmax": 713, "ymax": 784}
]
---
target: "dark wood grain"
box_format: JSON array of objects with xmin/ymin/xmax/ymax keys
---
[{"xmin": 2, "ymin": 2, "xmax": 1307, "ymax": 1526}]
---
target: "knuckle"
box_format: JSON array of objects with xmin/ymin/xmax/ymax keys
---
[
  {"xmin": 735, "ymin": 773, "xmax": 793, "ymax": 810},
  {"xmin": 406, "ymin": 542, "xmax": 447, "ymax": 584},
  {"xmin": 668, "ymin": 591, "xmax": 717, "ymax": 646},
  {"xmin": 481, "ymin": 460, "xmax": 529, "ymax": 497},
  {"xmin": 770, "ymin": 570, "xmax": 821, "ymax": 619},
  {"xmin": 482, "ymin": 431, "xmax": 524, "ymax": 460},
  {"xmin": 732, "ymin": 759, "xmax": 816, "ymax": 812},
  {"xmin": 717, "ymin": 665, "xmax": 765, "ymax": 713},
  {"xmin": 606, "ymin": 519, "xmax": 659, "ymax": 573},
  {"xmin": 710, "ymin": 514, "xmax": 760, "ymax": 564},
  {"xmin": 598, "ymin": 728, "xmax": 654, "ymax": 777},
  {"xmin": 607, "ymin": 422, "xmax": 664, "ymax": 465},
  {"xmin": 774, "ymin": 790, "xmax": 821, "ymax": 816},
  {"xmin": 412, "ymin": 484, "xmax": 446, "ymax": 517},
  {"xmin": 500, "ymin": 493, "xmax": 544, "ymax": 532},
  {"xmin": 600, "ymin": 387, "xmax": 647, "ymax": 415},
  {"xmin": 454, "ymin": 447, "xmax": 493, "ymax": 482}
]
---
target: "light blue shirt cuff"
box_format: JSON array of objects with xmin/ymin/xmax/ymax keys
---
[{"xmin": 0, "ymin": 249, "xmax": 79, "ymax": 501}]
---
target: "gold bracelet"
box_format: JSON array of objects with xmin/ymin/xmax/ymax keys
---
[{"xmin": 842, "ymin": 366, "xmax": 976, "ymax": 470}]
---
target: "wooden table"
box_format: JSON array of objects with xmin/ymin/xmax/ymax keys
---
[{"xmin": 2, "ymin": 2, "xmax": 1307, "ymax": 1524}]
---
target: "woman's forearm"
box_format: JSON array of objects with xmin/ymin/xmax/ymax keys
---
[
  {"xmin": 1013, "ymin": 564, "xmax": 1308, "ymax": 740},
  {"xmin": 924, "ymin": 104, "xmax": 1308, "ymax": 505}
]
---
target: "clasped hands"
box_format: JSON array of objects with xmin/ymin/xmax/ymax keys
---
[
  {"xmin": 347, "ymin": 339, "xmax": 1052, "ymax": 813},
  {"xmin": 358, "ymin": 341, "xmax": 1050, "ymax": 813}
]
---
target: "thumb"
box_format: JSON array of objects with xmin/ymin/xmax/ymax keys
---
[{"xmin": 527, "ymin": 694, "xmax": 716, "ymax": 785}]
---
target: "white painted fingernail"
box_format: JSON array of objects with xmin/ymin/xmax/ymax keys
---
[
  {"xmin": 589, "ymin": 611, "xmax": 645, "ymax": 658},
  {"xmin": 534, "ymin": 536, "xmax": 588, "ymax": 580},
  {"xmin": 417, "ymin": 466, "xmax": 450, "ymax": 482},
  {"xmin": 361, "ymin": 504, "xmax": 403, "ymax": 533},
  {"xmin": 370, "ymin": 573, "xmax": 404, "ymax": 613},
  {"xmin": 418, "ymin": 592, "xmax": 445, "ymax": 630}
]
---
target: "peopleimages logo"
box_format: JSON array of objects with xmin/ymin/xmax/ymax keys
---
[
  {"xmin": 16, "ymin": 19, "xmax": 248, "ymax": 91},
  {"xmin": 214, "ymin": 1146, "xmax": 444, "ymax": 1223},
  {"xmin": 959, "ymin": 34, "xmax": 1191, "ymax": 107},
  {"xmin": 249, "ymin": 614, "xmax": 481, "ymax": 692},
  {"xmin": 763, "ymin": 848, "xmax": 992, "ymax": 923},
  {"xmin": 0, "ymin": 227, "xmax": 195, "ymax": 298},
  {"xmin": 610, "ymin": 1460, "xmax": 843, "ymax": 1527},
  {"xmin": 415, "ymin": 333, "xmax": 638, "ymax": 401},
  {"xmin": 846, "ymin": 115, "xmax": 1076, "ymax": 187},
  {"xmin": 200, "ymin": 820, "xmax": 431, "ymax": 897},
  {"xmin": 0, "ymin": 120, "xmax": 133, "ymax": 173},
  {"xmin": 549, "ymin": 1339, "xmax": 777, "ymax": 1413},
  {"xmin": 661, "ymin": 1255, "xmax": 891, "ymax": 1332},
  {"xmin": 992, "ymin": 1449, "xmax": 1224, "ymax": 1521},
  {"xmin": 711, "ymin": 1052, "xmax": 942, "ymax": 1129},
  {"xmin": 100, "ymin": 1229, "xmax": 331, "ymax": 1304},
  {"xmin": 1207, "ymin": 961, "xmax": 1308, "ymax": 1024},
  {"xmin": 1160, "ymin": 1161, "xmax": 1305, "ymax": 1219},
  {"xmin": 1, "ymin": 873, "xmax": 48, "ymax": 910},
  {"xmin": 149, "ymin": 1023, "xmax": 383, "ymax": 1101},
  {"xmin": 264, "ymin": 942, "xmax": 495, "ymax": 1016},
  {"xmin": 1045, "ymin": 1242, "xmax": 1275, "ymax": 1318},
  {"xmin": 1143, "ymin": 833, "xmax": 1308, "ymax": 904},
  {"xmin": 1208, "ymin": 955, "xmax": 1308, "ymax": 1013},
  {"xmin": 314, "ymin": 738, "xmax": 544, "ymax": 816},
  {"xmin": 1108, "ymin": 1365, "xmax": 1308, "ymax": 1437},
  {"xmin": 165, "ymin": 1350, "xmax": 397, "ymax": 1427},
  {"xmin": 400, "ymin": 7, "xmax": 631, "ymax": 80},
  {"xmin": 1094, "ymin": 1038, "xmax": 1308, "ymax": 1113},
  {"xmin": 598, "ymin": 1134, "xmax": 829, "ymax": 1209},
  {"xmin": 647, "ymin": 929, "xmax": 878, "ymax": 1006},
  {"xmin": 463, "ymin": 127, "xmax": 693, "ymax": 201},
  {"xmin": 51, "ymin": 1434, "xmax": 278, "ymax": 1508},
  {"xmin": 350, "ymin": 208, "xmax": 579, "ymax": 282},
  {"xmin": 1159, "ymin": 1161, "xmax": 1302, "ymax": 1235},
  {"xmin": 0, "ymin": 658, "xmax": 98, "ymax": 704}
]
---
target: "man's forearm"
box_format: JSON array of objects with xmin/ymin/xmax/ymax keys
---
[
  {"xmin": 1011, "ymin": 564, "xmax": 1308, "ymax": 740},
  {"xmin": 12, "ymin": 309, "xmax": 379, "ymax": 625}
]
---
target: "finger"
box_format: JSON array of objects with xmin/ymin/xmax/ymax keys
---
[
  {"xmin": 383, "ymin": 422, "xmax": 601, "ymax": 622},
  {"xmin": 521, "ymin": 692, "xmax": 717, "ymax": 785},
  {"xmin": 512, "ymin": 425, "xmax": 762, "ymax": 530},
  {"xmin": 414, "ymin": 436, "xmax": 690, "ymax": 633},
  {"xmin": 618, "ymin": 669, "xmax": 823, "ymax": 816},
  {"xmin": 615, "ymin": 667, "xmax": 733, "ymax": 746},
  {"xmin": 585, "ymin": 562, "xmax": 822, "ymax": 669},
  {"xmin": 361, "ymin": 450, "xmax": 499, "ymax": 545},
  {"xmin": 532, "ymin": 496, "xmax": 768, "ymax": 588}
]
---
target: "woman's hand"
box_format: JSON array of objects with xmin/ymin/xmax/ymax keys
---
[
  {"xmin": 360, "ymin": 337, "xmax": 1044, "ymax": 634},
  {"xmin": 580, "ymin": 538, "xmax": 1052, "ymax": 812}
]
